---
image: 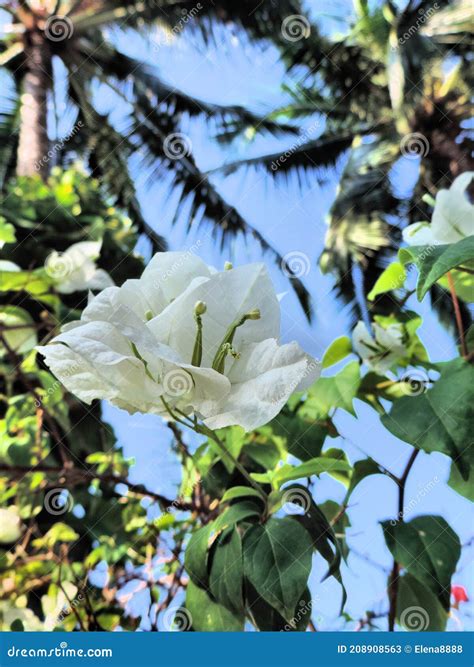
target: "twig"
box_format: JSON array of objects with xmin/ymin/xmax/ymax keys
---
[{"xmin": 387, "ymin": 448, "xmax": 419, "ymax": 631}]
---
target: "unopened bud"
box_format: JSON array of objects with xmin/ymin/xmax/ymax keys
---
[
  {"xmin": 194, "ymin": 301, "xmax": 207, "ymax": 316},
  {"xmin": 224, "ymin": 261, "xmax": 233, "ymax": 271}
]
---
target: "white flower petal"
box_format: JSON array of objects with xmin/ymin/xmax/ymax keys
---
[
  {"xmin": 148, "ymin": 264, "xmax": 280, "ymax": 367},
  {"xmin": 141, "ymin": 251, "xmax": 212, "ymax": 303},
  {"xmin": 203, "ymin": 339, "xmax": 320, "ymax": 431},
  {"xmin": 402, "ymin": 222, "xmax": 437, "ymax": 246}
]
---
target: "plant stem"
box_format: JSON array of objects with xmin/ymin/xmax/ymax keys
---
[
  {"xmin": 198, "ymin": 426, "xmax": 267, "ymax": 501},
  {"xmin": 446, "ymin": 271, "xmax": 468, "ymax": 359},
  {"xmin": 387, "ymin": 448, "xmax": 419, "ymax": 631}
]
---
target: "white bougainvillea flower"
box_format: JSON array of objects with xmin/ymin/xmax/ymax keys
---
[
  {"xmin": 45, "ymin": 241, "xmax": 114, "ymax": 294},
  {"xmin": 0, "ymin": 508, "xmax": 22, "ymax": 544},
  {"xmin": 403, "ymin": 172, "xmax": 473, "ymax": 246},
  {"xmin": 352, "ymin": 321, "xmax": 406, "ymax": 373},
  {"xmin": 37, "ymin": 252, "xmax": 319, "ymax": 431}
]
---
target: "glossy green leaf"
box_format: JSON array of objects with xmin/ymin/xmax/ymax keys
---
[
  {"xmin": 243, "ymin": 517, "xmax": 313, "ymax": 622},
  {"xmin": 399, "ymin": 236, "xmax": 474, "ymax": 300},
  {"xmin": 382, "ymin": 359, "xmax": 474, "ymax": 479},
  {"xmin": 184, "ymin": 523, "xmax": 213, "ymax": 589},
  {"xmin": 383, "ymin": 516, "xmax": 461, "ymax": 610},
  {"xmin": 303, "ymin": 362, "xmax": 361, "ymax": 418},
  {"xmin": 209, "ymin": 528, "xmax": 244, "ymax": 614},
  {"xmin": 275, "ymin": 457, "xmax": 351, "ymax": 486},
  {"xmin": 322, "ymin": 336, "xmax": 352, "ymax": 368},
  {"xmin": 221, "ymin": 486, "xmax": 265, "ymax": 504},
  {"xmin": 186, "ymin": 580, "xmax": 244, "ymax": 631},
  {"xmin": 367, "ymin": 261, "xmax": 406, "ymax": 300},
  {"xmin": 397, "ymin": 573, "xmax": 448, "ymax": 631}
]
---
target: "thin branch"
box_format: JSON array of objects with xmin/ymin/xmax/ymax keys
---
[{"xmin": 387, "ymin": 448, "xmax": 420, "ymax": 631}]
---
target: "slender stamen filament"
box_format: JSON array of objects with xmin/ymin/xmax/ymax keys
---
[
  {"xmin": 192, "ymin": 301, "xmax": 206, "ymax": 367},
  {"xmin": 212, "ymin": 309, "xmax": 260, "ymax": 373}
]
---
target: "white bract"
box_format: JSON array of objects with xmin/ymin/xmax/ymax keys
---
[
  {"xmin": 37, "ymin": 252, "xmax": 320, "ymax": 431},
  {"xmin": 352, "ymin": 321, "xmax": 406, "ymax": 373},
  {"xmin": 45, "ymin": 241, "xmax": 114, "ymax": 294},
  {"xmin": 0, "ymin": 508, "xmax": 22, "ymax": 544},
  {"xmin": 403, "ymin": 171, "xmax": 474, "ymax": 246}
]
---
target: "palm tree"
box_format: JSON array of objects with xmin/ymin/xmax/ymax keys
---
[
  {"xmin": 0, "ymin": 0, "xmax": 311, "ymax": 313},
  {"xmin": 213, "ymin": 0, "xmax": 473, "ymax": 309}
]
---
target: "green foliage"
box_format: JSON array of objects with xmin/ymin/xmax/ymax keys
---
[{"xmin": 399, "ymin": 237, "xmax": 474, "ymax": 300}]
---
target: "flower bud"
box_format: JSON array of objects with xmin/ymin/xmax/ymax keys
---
[
  {"xmin": 194, "ymin": 301, "xmax": 207, "ymax": 316},
  {"xmin": 224, "ymin": 261, "xmax": 233, "ymax": 271},
  {"xmin": 246, "ymin": 309, "xmax": 261, "ymax": 320}
]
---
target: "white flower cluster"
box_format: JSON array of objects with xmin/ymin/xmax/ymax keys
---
[{"xmin": 37, "ymin": 253, "xmax": 319, "ymax": 431}]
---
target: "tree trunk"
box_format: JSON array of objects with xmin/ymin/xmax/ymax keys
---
[{"xmin": 16, "ymin": 31, "xmax": 51, "ymax": 178}]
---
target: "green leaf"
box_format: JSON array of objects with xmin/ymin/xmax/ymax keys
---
[
  {"xmin": 184, "ymin": 523, "xmax": 213, "ymax": 589},
  {"xmin": 399, "ymin": 236, "xmax": 474, "ymax": 300},
  {"xmin": 382, "ymin": 516, "xmax": 461, "ymax": 610},
  {"xmin": 0, "ymin": 218, "xmax": 15, "ymax": 245},
  {"xmin": 437, "ymin": 268, "xmax": 474, "ymax": 303},
  {"xmin": 209, "ymin": 528, "xmax": 244, "ymax": 614},
  {"xmin": 246, "ymin": 583, "xmax": 312, "ymax": 631},
  {"xmin": 303, "ymin": 362, "xmax": 361, "ymax": 418},
  {"xmin": 270, "ymin": 413, "xmax": 333, "ymax": 462},
  {"xmin": 221, "ymin": 486, "xmax": 265, "ymax": 504},
  {"xmin": 322, "ymin": 336, "xmax": 352, "ymax": 368},
  {"xmin": 367, "ymin": 261, "xmax": 406, "ymax": 300},
  {"xmin": 214, "ymin": 500, "xmax": 262, "ymax": 532},
  {"xmin": 288, "ymin": 484, "xmax": 347, "ymax": 608},
  {"xmin": 397, "ymin": 573, "xmax": 448, "ymax": 631},
  {"xmin": 243, "ymin": 517, "xmax": 313, "ymax": 622},
  {"xmin": 381, "ymin": 359, "xmax": 474, "ymax": 479},
  {"xmin": 448, "ymin": 462, "xmax": 474, "ymax": 502},
  {"xmin": 275, "ymin": 457, "xmax": 352, "ymax": 486},
  {"xmin": 186, "ymin": 580, "xmax": 244, "ymax": 631}
]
